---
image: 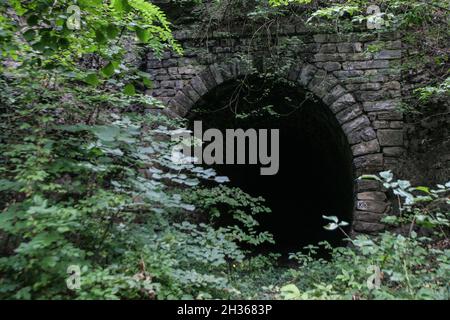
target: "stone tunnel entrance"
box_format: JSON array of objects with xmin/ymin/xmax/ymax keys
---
[{"xmin": 188, "ymin": 75, "xmax": 354, "ymax": 254}]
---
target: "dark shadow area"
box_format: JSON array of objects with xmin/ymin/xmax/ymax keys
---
[{"xmin": 188, "ymin": 75, "xmax": 354, "ymax": 255}]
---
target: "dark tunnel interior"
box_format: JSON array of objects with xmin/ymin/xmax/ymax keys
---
[{"xmin": 188, "ymin": 75, "xmax": 355, "ymax": 255}]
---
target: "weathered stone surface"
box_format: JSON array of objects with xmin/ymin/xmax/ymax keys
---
[
  {"xmin": 348, "ymin": 127, "xmax": 377, "ymax": 145},
  {"xmin": 373, "ymin": 50, "xmax": 402, "ymax": 60},
  {"xmin": 343, "ymin": 60, "xmax": 390, "ymax": 70},
  {"xmin": 178, "ymin": 66, "xmax": 196, "ymax": 75},
  {"xmin": 383, "ymin": 147, "xmax": 404, "ymax": 157},
  {"xmin": 314, "ymin": 53, "xmax": 345, "ymax": 62},
  {"xmin": 351, "ymin": 139, "xmax": 380, "ymax": 156},
  {"xmin": 363, "ymin": 100, "xmax": 399, "ymax": 112},
  {"xmin": 354, "ymin": 211, "xmax": 385, "ymax": 223},
  {"xmin": 390, "ymin": 121, "xmax": 403, "ymax": 129},
  {"xmin": 319, "ymin": 43, "xmax": 337, "ymax": 53},
  {"xmin": 354, "ymin": 90, "xmax": 387, "ymax": 102},
  {"xmin": 322, "ymin": 61, "xmax": 341, "ymax": 72},
  {"xmin": 182, "ymin": 85, "xmax": 201, "ymax": 104},
  {"xmin": 353, "ymin": 221, "xmax": 385, "ymax": 233},
  {"xmin": 383, "ymin": 81, "xmax": 401, "ymax": 90},
  {"xmin": 353, "ymin": 153, "xmax": 384, "ymax": 169},
  {"xmin": 329, "ymin": 93, "xmax": 356, "ymax": 113},
  {"xmin": 357, "ymin": 200, "xmax": 388, "ymax": 213},
  {"xmin": 308, "ymin": 73, "xmax": 338, "ymax": 98},
  {"xmin": 173, "ymin": 91, "xmax": 194, "ymax": 110},
  {"xmin": 147, "ymin": 59, "xmax": 162, "ymax": 68},
  {"xmin": 357, "ymin": 191, "xmax": 387, "ymax": 202},
  {"xmin": 342, "ymin": 115, "xmax": 371, "ymax": 134},
  {"xmin": 208, "ymin": 64, "xmax": 224, "ymax": 85},
  {"xmin": 160, "ymin": 80, "xmax": 183, "ymax": 89},
  {"xmin": 378, "ymin": 129, "xmax": 404, "ymax": 146},
  {"xmin": 190, "ymin": 76, "xmax": 208, "ymax": 96},
  {"xmin": 334, "ymin": 70, "xmax": 364, "ymax": 79},
  {"xmin": 374, "ymin": 120, "xmax": 390, "ymax": 129},
  {"xmin": 168, "ymin": 99, "xmax": 188, "ymax": 117},
  {"xmin": 297, "ymin": 64, "xmax": 317, "ymax": 86},
  {"xmin": 377, "ymin": 111, "xmax": 403, "ymax": 120},
  {"xmin": 337, "ymin": 42, "xmax": 362, "ymax": 53},
  {"xmin": 356, "ymin": 179, "xmax": 382, "ymax": 192},
  {"xmin": 162, "ymin": 59, "xmax": 178, "ymax": 68},
  {"xmin": 287, "ymin": 65, "xmax": 301, "ymax": 81},
  {"xmin": 313, "ymin": 34, "xmax": 329, "ymax": 43},
  {"xmin": 200, "ymin": 68, "xmax": 217, "ymax": 91},
  {"xmin": 336, "ymin": 105, "xmax": 363, "ymax": 124},
  {"xmin": 323, "ymin": 85, "xmax": 346, "ymax": 105}
]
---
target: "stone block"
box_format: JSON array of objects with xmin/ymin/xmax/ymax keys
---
[
  {"xmin": 308, "ymin": 72, "xmax": 338, "ymax": 98},
  {"xmin": 297, "ymin": 64, "xmax": 317, "ymax": 87},
  {"xmin": 373, "ymin": 50, "xmax": 402, "ymax": 60},
  {"xmin": 351, "ymin": 139, "xmax": 380, "ymax": 156},
  {"xmin": 353, "ymin": 221, "xmax": 385, "ymax": 233},
  {"xmin": 200, "ymin": 69, "xmax": 217, "ymax": 91},
  {"xmin": 329, "ymin": 93, "xmax": 356, "ymax": 113},
  {"xmin": 356, "ymin": 179, "xmax": 382, "ymax": 192},
  {"xmin": 353, "ymin": 153, "xmax": 384, "ymax": 169},
  {"xmin": 377, "ymin": 111, "xmax": 403, "ymax": 120},
  {"xmin": 354, "ymin": 211, "xmax": 385, "ymax": 223},
  {"xmin": 313, "ymin": 53, "xmax": 345, "ymax": 62},
  {"xmin": 319, "ymin": 43, "xmax": 337, "ymax": 53},
  {"xmin": 378, "ymin": 129, "xmax": 404, "ymax": 146},
  {"xmin": 162, "ymin": 59, "xmax": 178, "ymax": 68},
  {"xmin": 363, "ymin": 100, "xmax": 399, "ymax": 112},
  {"xmin": 209, "ymin": 64, "xmax": 224, "ymax": 85},
  {"xmin": 342, "ymin": 115, "xmax": 371, "ymax": 134},
  {"xmin": 173, "ymin": 91, "xmax": 194, "ymax": 110},
  {"xmin": 383, "ymin": 147, "xmax": 404, "ymax": 157},
  {"xmin": 322, "ymin": 61, "xmax": 342, "ymax": 72},
  {"xmin": 357, "ymin": 191, "xmax": 387, "ymax": 202},
  {"xmin": 190, "ymin": 76, "xmax": 208, "ymax": 96},
  {"xmin": 336, "ymin": 105, "xmax": 363, "ymax": 124},
  {"xmin": 168, "ymin": 99, "xmax": 188, "ymax": 117},
  {"xmin": 343, "ymin": 60, "xmax": 390, "ymax": 70},
  {"xmin": 337, "ymin": 42, "xmax": 362, "ymax": 53},
  {"xmin": 357, "ymin": 200, "xmax": 388, "ymax": 213},
  {"xmin": 182, "ymin": 85, "xmax": 201, "ymax": 104},
  {"xmin": 348, "ymin": 127, "xmax": 377, "ymax": 145},
  {"xmin": 323, "ymin": 85, "xmax": 346, "ymax": 105}
]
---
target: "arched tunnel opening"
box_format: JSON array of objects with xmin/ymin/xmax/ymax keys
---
[{"xmin": 188, "ymin": 75, "xmax": 354, "ymax": 255}]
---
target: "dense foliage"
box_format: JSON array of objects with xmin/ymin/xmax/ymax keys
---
[{"xmin": 0, "ymin": 0, "xmax": 449, "ymax": 300}]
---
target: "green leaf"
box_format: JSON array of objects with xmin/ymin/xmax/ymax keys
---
[
  {"xmin": 84, "ymin": 73, "xmax": 100, "ymax": 86},
  {"xmin": 359, "ymin": 174, "xmax": 381, "ymax": 181},
  {"xmin": 124, "ymin": 83, "xmax": 136, "ymax": 96},
  {"xmin": 338, "ymin": 221, "xmax": 349, "ymax": 227},
  {"xmin": 112, "ymin": 0, "xmax": 131, "ymax": 13},
  {"xmin": 23, "ymin": 29, "xmax": 36, "ymax": 42},
  {"xmin": 322, "ymin": 215, "xmax": 338, "ymax": 223},
  {"xmin": 92, "ymin": 125, "xmax": 120, "ymax": 142},
  {"xmin": 214, "ymin": 176, "xmax": 230, "ymax": 184},
  {"xmin": 324, "ymin": 223, "xmax": 339, "ymax": 231},
  {"xmin": 413, "ymin": 186, "xmax": 431, "ymax": 194},
  {"xmin": 138, "ymin": 71, "xmax": 153, "ymax": 88},
  {"xmin": 95, "ymin": 30, "xmax": 107, "ymax": 44},
  {"xmin": 26, "ymin": 15, "xmax": 39, "ymax": 26},
  {"xmin": 380, "ymin": 170, "xmax": 393, "ymax": 182},
  {"xmin": 105, "ymin": 24, "xmax": 120, "ymax": 39},
  {"xmin": 101, "ymin": 62, "xmax": 117, "ymax": 77},
  {"xmin": 280, "ymin": 284, "xmax": 301, "ymax": 300},
  {"xmin": 136, "ymin": 27, "xmax": 150, "ymax": 43}
]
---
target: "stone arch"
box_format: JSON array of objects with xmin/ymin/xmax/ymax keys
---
[{"xmin": 167, "ymin": 61, "xmax": 389, "ymax": 234}]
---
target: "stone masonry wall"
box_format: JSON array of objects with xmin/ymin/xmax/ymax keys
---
[{"xmin": 143, "ymin": 25, "xmax": 405, "ymax": 234}]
